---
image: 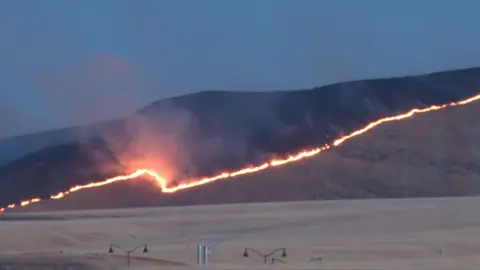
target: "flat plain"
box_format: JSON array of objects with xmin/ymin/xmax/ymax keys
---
[{"xmin": 2, "ymin": 196, "xmax": 480, "ymax": 269}]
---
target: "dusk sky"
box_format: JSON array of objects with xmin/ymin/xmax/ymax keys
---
[{"xmin": 0, "ymin": 0, "xmax": 479, "ymax": 137}]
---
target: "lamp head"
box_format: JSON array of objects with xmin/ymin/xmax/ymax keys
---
[
  {"xmin": 281, "ymin": 248, "xmax": 287, "ymax": 258},
  {"xmin": 108, "ymin": 245, "xmax": 114, "ymax": 254},
  {"xmin": 143, "ymin": 244, "xmax": 148, "ymax": 253},
  {"xmin": 242, "ymin": 248, "xmax": 249, "ymax": 257}
]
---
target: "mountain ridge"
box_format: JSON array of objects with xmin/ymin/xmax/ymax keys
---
[
  {"xmin": 2, "ymin": 66, "xmax": 479, "ymax": 166},
  {"xmin": 1, "ymin": 66, "xmax": 480, "ymax": 208},
  {"xmin": 12, "ymin": 98, "xmax": 480, "ymax": 212}
]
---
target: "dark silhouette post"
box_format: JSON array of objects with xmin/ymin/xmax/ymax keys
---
[
  {"xmin": 108, "ymin": 243, "xmax": 148, "ymax": 268},
  {"xmin": 242, "ymin": 247, "xmax": 287, "ymax": 264}
]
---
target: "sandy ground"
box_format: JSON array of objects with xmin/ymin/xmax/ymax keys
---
[{"xmin": 1, "ymin": 197, "xmax": 480, "ymax": 269}]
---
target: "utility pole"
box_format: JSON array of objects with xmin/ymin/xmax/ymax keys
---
[
  {"xmin": 108, "ymin": 243, "xmax": 148, "ymax": 268},
  {"xmin": 242, "ymin": 247, "xmax": 287, "ymax": 264}
]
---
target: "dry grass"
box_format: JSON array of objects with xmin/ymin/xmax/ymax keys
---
[
  {"xmin": 13, "ymin": 100, "xmax": 480, "ymax": 213},
  {"xmin": 3, "ymin": 197, "xmax": 480, "ymax": 269}
]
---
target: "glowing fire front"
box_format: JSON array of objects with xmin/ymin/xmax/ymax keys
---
[{"xmin": 1, "ymin": 93, "xmax": 480, "ymax": 213}]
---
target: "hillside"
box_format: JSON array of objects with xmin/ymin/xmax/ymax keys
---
[
  {"xmin": 2, "ymin": 66, "xmax": 480, "ymax": 209},
  {"xmin": 14, "ymin": 94, "xmax": 480, "ymax": 212}
]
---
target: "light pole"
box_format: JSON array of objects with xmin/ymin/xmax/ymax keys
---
[
  {"xmin": 108, "ymin": 243, "xmax": 149, "ymax": 268},
  {"xmin": 242, "ymin": 247, "xmax": 287, "ymax": 264}
]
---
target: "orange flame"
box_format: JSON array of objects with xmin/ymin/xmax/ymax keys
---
[{"xmin": 1, "ymin": 93, "xmax": 480, "ymax": 213}]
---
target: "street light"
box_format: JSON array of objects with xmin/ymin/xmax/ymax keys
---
[
  {"xmin": 108, "ymin": 243, "xmax": 149, "ymax": 268},
  {"xmin": 242, "ymin": 247, "xmax": 287, "ymax": 264}
]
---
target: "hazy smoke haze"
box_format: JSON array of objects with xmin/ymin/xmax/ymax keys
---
[{"xmin": 1, "ymin": 0, "xmax": 480, "ymax": 138}]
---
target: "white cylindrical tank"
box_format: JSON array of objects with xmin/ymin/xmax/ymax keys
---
[
  {"xmin": 197, "ymin": 244, "xmax": 204, "ymax": 265},
  {"xmin": 202, "ymin": 244, "xmax": 210, "ymax": 264}
]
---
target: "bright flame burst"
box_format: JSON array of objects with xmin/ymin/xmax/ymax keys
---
[{"xmin": 2, "ymin": 93, "xmax": 480, "ymax": 213}]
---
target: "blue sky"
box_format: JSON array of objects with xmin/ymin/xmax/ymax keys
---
[{"xmin": 0, "ymin": 0, "xmax": 479, "ymax": 137}]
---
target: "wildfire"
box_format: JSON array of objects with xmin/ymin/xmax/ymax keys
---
[{"xmin": 1, "ymin": 93, "xmax": 480, "ymax": 213}]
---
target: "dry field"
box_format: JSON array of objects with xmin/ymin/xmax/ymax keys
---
[{"xmin": 2, "ymin": 196, "xmax": 480, "ymax": 269}]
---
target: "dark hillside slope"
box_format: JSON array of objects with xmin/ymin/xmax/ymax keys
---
[
  {"xmin": 15, "ymin": 95, "xmax": 480, "ymax": 212},
  {"xmin": 1, "ymin": 67, "xmax": 480, "ymax": 208}
]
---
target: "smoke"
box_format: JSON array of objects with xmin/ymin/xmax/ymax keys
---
[
  {"xmin": 82, "ymin": 85, "xmax": 305, "ymax": 186},
  {"xmin": 0, "ymin": 5, "xmax": 142, "ymax": 137},
  {"xmin": 0, "ymin": 52, "xmax": 153, "ymax": 166},
  {"xmin": 45, "ymin": 54, "xmax": 145, "ymax": 127},
  {"xmin": 0, "ymin": 40, "xmax": 300, "ymax": 186},
  {"xmin": 2, "ymin": 1, "xmax": 480, "ymax": 140}
]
